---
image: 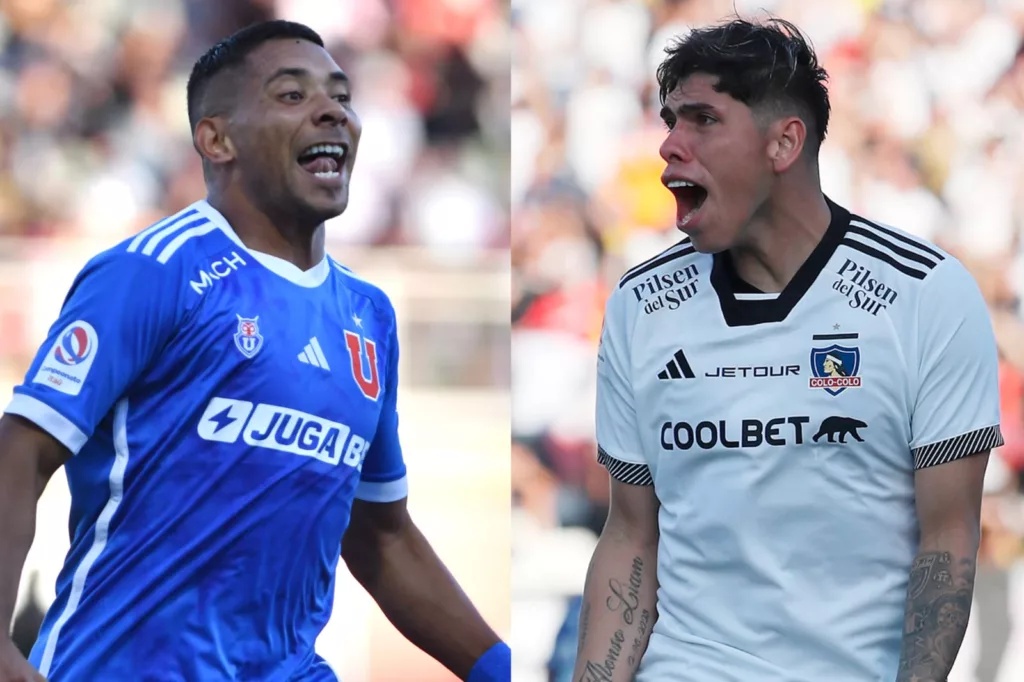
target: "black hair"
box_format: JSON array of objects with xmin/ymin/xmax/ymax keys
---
[
  {"xmin": 657, "ymin": 18, "xmax": 830, "ymax": 151},
  {"xmin": 186, "ymin": 20, "xmax": 325, "ymax": 131}
]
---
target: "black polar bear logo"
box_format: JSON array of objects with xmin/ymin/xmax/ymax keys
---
[{"xmin": 813, "ymin": 416, "xmax": 867, "ymax": 444}]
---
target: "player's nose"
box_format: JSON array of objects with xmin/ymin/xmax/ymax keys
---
[
  {"xmin": 659, "ymin": 128, "xmax": 694, "ymax": 165},
  {"xmin": 312, "ymin": 94, "xmax": 348, "ymax": 127}
]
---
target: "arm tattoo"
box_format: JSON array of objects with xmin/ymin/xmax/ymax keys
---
[
  {"xmin": 896, "ymin": 551, "xmax": 976, "ymax": 682},
  {"xmin": 578, "ymin": 600, "xmax": 591, "ymax": 648},
  {"xmin": 576, "ymin": 557, "xmax": 651, "ymax": 681}
]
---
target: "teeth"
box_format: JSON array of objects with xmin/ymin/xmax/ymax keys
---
[
  {"xmin": 302, "ymin": 144, "xmax": 346, "ymax": 158},
  {"xmin": 667, "ymin": 179, "xmax": 697, "ymax": 189},
  {"xmin": 314, "ymin": 171, "xmax": 340, "ymax": 179}
]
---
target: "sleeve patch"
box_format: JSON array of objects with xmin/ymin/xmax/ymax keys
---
[
  {"xmin": 913, "ymin": 425, "xmax": 1004, "ymax": 470},
  {"xmin": 597, "ymin": 446, "xmax": 653, "ymax": 486},
  {"xmin": 31, "ymin": 320, "xmax": 99, "ymax": 396}
]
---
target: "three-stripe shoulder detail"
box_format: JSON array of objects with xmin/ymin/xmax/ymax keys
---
[
  {"xmin": 840, "ymin": 217, "xmax": 945, "ymax": 280},
  {"xmin": 618, "ymin": 239, "xmax": 697, "ymax": 289},
  {"xmin": 126, "ymin": 208, "xmax": 220, "ymax": 264}
]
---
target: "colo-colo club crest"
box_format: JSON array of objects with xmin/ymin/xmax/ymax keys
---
[{"xmin": 809, "ymin": 333, "xmax": 862, "ymax": 396}]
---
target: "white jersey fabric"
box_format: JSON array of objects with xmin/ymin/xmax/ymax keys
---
[{"xmin": 596, "ymin": 199, "xmax": 1003, "ymax": 682}]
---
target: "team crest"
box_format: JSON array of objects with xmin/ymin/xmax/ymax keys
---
[
  {"xmin": 344, "ymin": 330, "xmax": 381, "ymax": 401},
  {"xmin": 809, "ymin": 338, "xmax": 862, "ymax": 396},
  {"xmin": 234, "ymin": 315, "xmax": 264, "ymax": 359}
]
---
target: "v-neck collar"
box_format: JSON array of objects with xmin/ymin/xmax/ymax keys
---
[
  {"xmin": 711, "ymin": 197, "xmax": 850, "ymax": 327},
  {"xmin": 195, "ymin": 200, "xmax": 332, "ymax": 289}
]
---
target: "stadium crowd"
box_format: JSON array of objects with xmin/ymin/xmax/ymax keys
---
[{"xmin": 510, "ymin": 0, "xmax": 1024, "ymax": 680}]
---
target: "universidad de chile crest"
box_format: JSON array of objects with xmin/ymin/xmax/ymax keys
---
[
  {"xmin": 234, "ymin": 315, "xmax": 264, "ymax": 358},
  {"xmin": 808, "ymin": 334, "xmax": 862, "ymax": 396}
]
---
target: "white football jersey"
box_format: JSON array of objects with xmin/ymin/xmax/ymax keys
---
[{"xmin": 596, "ymin": 200, "xmax": 1003, "ymax": 682}]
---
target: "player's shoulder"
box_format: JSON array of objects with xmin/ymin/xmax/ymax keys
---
[
  {"xmin": 96, "ymin": 201, "xmax": 238, "ymax": 279},
  {"xmin": 68, "ymin": 202, "xmax": 239, "ymax": 310},
  {"xmin": 328, "ymin": 257, "xmax": 397, "ymax": 322},
  {"xmin": 840, "ymin": 211, "xmax": 985, "ymax": 323},
  {"xmin": 840, "ymin": 211, "xmax": 956, "ymax": 288},
  {"xmin": 607, "ymin": 237, "xmax": 708, "ymax": 315},
  {"xmin": 616, "ymin": 237, "xmax": 704, "ymax": 290}
]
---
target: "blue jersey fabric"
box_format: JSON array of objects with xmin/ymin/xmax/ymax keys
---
[{"xmin": 5, "ymin": 200, "xmax": 408, "ymax": 681}]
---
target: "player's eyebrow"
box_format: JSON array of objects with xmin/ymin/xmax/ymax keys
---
[
  {"xmin": 264, "ymin": 67, "xmax": 349, "ymax": 87},
  {"xmin": 660, "ymin": 102, "xmax": 718, "ymax": 121}
]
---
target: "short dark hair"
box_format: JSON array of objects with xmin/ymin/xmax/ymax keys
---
[
  {"xmin": 186, "ymin": 20, "xmax": 325, "ymax": 131},
  {"xmin": 657, "ymin": 18, "xmax": 830, "ymax": 151}
]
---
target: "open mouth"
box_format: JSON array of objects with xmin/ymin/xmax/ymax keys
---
[
  {"xmin": 666, "ymin": 179, "xmax": 708, "ymax": 227},
  {"xmin": 297, "ymin": 143, "xmax": 347, "ymax": 180}
]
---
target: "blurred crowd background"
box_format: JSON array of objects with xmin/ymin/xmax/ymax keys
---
[
  {"xmin": 0, "ymin": 1, "xmax": 510, "ymax": 680},
  {"xmin": 511, "ymin": 0, "xmax": 1024, "ymax": 680}
]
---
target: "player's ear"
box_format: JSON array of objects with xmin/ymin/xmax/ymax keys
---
[
  {"xmin": 194, "ymin": 117, "xmax": 237, "ymax": 167},
  {"xmin": 767, "ymin": 116, "xmax": 805, "ymax": 173}
]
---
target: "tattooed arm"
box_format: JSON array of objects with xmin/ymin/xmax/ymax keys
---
[
  {"xmin": 573, "ymin": 478, "xmax": 659, "ymax": 682},
  {"xmin": 896, "ymin": 451, "xmax": 989, "ymax": 682}
]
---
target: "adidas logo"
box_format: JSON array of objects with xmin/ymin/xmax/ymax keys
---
[
  {"xmin": 298, "ymin": 337, "xmax": 331, "ymax": 371},
  {"xmin": 658, "ymin": 349, "xmax": 695, "ymax": 380}
]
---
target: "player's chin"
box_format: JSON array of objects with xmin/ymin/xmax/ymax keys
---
[
  {"xmin": 682, "ymin": 227, "xmax": 738, "ymax": 255},
  {"xmin": 676, "ymin": 207, "xmax": 727, "ymax": 254},
  {"xmin": 296, "ymin": 174, "xmax": 350, "ymax": 218},
  {"xmin": 308, "ymin": 193, "xmax": 349, "ymax": 222}
]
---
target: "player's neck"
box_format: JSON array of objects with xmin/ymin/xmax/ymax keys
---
[
  {"xmin": 727, "ymin": 185, "xmax": 831, "ymax": 294},
  {"xmin": 207, "ymin": 190, "xmax": 325, "ymax": 272}
]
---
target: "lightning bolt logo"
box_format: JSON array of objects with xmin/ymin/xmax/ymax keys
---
[{"xmin": 208, "ymin": 406, "xmax": 237, "ymax": 434}]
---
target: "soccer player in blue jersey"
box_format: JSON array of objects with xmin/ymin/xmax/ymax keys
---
[{"xmin": 0, "ymin": 21, "xmax": 509, "ymax": 682}]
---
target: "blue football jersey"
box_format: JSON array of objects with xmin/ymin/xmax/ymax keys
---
[{"xmin": 4, "ymin": 200, "xmax": 408, "ymax": 681}]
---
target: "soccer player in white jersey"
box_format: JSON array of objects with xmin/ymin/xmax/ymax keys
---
[
  {"xmin": 0, "ymin": 21, "xmax": 509, "ymax": 682},
  {"xmin": 573, "ymin": 18, "xmax": 1003, "ymax": 682}
]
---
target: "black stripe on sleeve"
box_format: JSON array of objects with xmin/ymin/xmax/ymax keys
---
[
  {"xmin": 913, "ymin": 425, "xmax": 1004, "ymax": 470},
  {"xmin": 597, "ymin": 446, "xmax": 653, "ymax": 486}
]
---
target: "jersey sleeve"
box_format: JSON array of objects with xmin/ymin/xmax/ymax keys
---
[
  {"xmin": 354, "ymin": 305, "xmax": 408, "ymax": 503},
  {"xmin": 4, "ymin": 251, "xmax": 182, "ymax": 455},
  {"xmin": 909, "ymin": 258, "xmax": 1003, "ymax": 469},
  {"xmin": 596, "ymin": 287, "xmax": 651, "ymax": 486}
]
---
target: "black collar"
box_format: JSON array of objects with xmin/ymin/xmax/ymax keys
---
[{"xmin": 711, "ymin": 197, "xmax": 850, "ymax": 326}]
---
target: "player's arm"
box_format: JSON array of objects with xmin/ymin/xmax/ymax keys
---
[
  {"xmin": 0, "ymin": 250, "xmax": 181, "ymax": 676},
  {"xmin": 573, "ymin": 287, "xmax": 658, "ymax": 681},
  {"xmin": 0, "ymin": 417, "xmax": 69, "ymax": 681},
  {"xmin": 895, "ymin": 259, "xmax": 1003, "ymax": 682},
  {"xmin": 896, "ymin": 453, "xmax": 988, "ymax": 682},
  {"xmin": 340, "ymin": 311, "xmax": 506, "ymax": 682},
  {"xmin": 573, "ymin": 477, "xmax": 658, "ymax": 681},
  {"xmin": 342, "ymin": 497, "xmax": 503, "ymax": 680},
  {"xmin": 0, "ymin": 417, "xmax": 69, "ymax": 627}
]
